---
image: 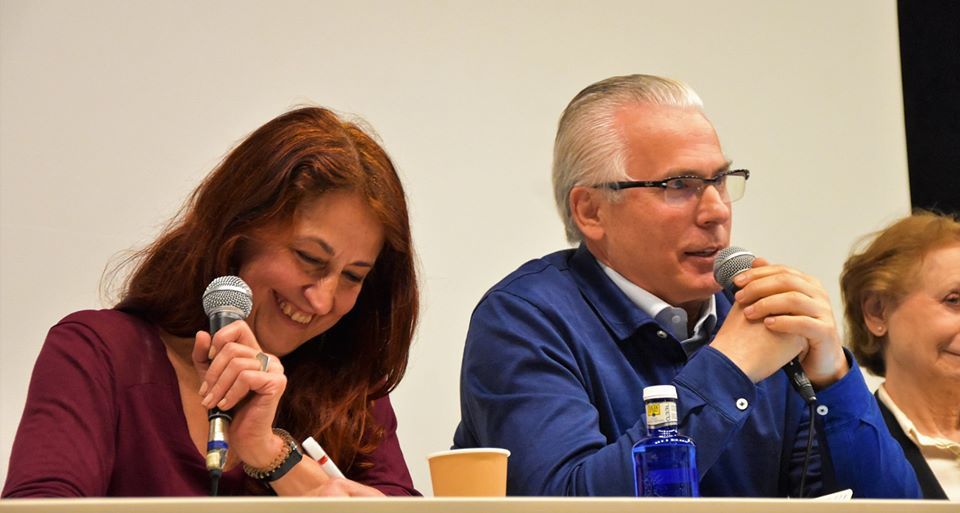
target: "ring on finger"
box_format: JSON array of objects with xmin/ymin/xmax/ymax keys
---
[{"xmin": 255, "ymin": 352, "xmax": 270, "ymax": 373}]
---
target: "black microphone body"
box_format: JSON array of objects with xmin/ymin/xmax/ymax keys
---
[
  {"xmin": 201, "ymin": 277, "xmax": 254, "ymax": 482},
  {"xmin": 713, "ymin": 247, "xmax": 817, "ymax": 404},
  {"xmin": 209, "ymin": 308, "xmax": 246, "ymax": 334}
]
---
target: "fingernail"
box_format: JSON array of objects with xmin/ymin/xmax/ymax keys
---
[
  {"xmin": 202, "ymin": 393, "xmax": 213, "ymax": 407},
  {"xmin": 217, "ymin": 398, "xmax": 228, "ymax": 409},
  {"xmin": 198, "ymin": 382, "xmax": 208, "ymax": 396},
  {"xmin": 734, "ymin": 290, "xmax": 744, "ymax": 302},
  {"xmin": 743, "ymin": 305, "xmax": 755, "ymax": 316},
  {"xmin": 734, "ymin": 273, "xmax": 748, "ymax": 285},
  {"xmin": 764, "ymin": 317, "xmax": 776, "ymax": 326}
]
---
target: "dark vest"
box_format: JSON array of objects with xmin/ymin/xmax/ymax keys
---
[{"xmin": 875, "ymin": 392, "xmax": 949, "ymax": 500}]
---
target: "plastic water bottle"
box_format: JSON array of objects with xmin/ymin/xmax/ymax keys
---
[{"xmin": 632, "ymin": 384, "xmax": 699, "ymax": 497}]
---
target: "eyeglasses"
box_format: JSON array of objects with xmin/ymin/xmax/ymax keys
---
[{"xmin": 597, "ymin": 169, "xmax": 750, "ymax": 207}]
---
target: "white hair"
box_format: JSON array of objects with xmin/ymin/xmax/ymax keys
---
[{"xmin": 552, "ymin": 74, "xmax": 704, "ymax": 244}]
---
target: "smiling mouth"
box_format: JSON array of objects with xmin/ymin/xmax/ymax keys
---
[{"xmin": 275, "ymin": 293, "xmax": 314, "ymax": 325}]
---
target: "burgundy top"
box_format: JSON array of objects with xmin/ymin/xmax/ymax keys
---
[{"xmin": 2, "ymin": 310, "xmax": 419, "ymax": 497}]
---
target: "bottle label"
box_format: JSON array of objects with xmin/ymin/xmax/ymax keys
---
[{"xmin": 646, "ymin": 400, "xmax": 678, "ymax": 429}]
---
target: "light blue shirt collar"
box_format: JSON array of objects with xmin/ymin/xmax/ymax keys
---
[{"xmin": 599, "ymin": 262, "xmax": 716, "ymax": 349}]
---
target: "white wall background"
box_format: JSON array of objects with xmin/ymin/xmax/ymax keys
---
[{"xmin": 1, "ymin": 0, "xmax": 907, "ymax": 494}]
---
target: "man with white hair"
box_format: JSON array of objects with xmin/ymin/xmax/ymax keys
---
[{"xmin": 453, "ymin": 74, "xmax": 921, "ymax": 498}]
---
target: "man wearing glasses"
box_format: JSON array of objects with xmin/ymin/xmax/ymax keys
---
[{"xmin": 453, "ymin": 75, "xmax": 920, "ymax": 498}]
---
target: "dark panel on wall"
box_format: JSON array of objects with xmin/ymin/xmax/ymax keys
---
[{"xmin": 898, "ymin": 0, "xmax": 960, "ymax": 214}]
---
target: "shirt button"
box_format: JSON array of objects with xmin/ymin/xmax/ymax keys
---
[
  {"xmin": 735, "ymin": 398, "xmax": 749, "ymax": 410},
  {"xmin": 816, "ymin": 405, "xmax": 829, "ymax": 416},
  {"xmin": 671, "ymin": 315, "xmax": 681, "ymax": 324},
  {"xmin": 656, "ymin": 330, "xmax": 668, "ymax": 339}
]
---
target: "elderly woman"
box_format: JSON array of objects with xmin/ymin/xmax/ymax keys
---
[
  {"xmin": 840, "ymin": 211, "xmax": 960, "ymax": 500},
  {"xmin": 3, "ymin": 107, "xmax": 420, "ymax": 497}
]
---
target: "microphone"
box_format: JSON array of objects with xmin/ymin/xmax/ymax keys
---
[
  {"xmin": 713, "ymin": 247, "xmax": 817, "ymax": 404},
  {"xmin": 201, "ymin": 276, "xmax": 253, "ymax": 492}
]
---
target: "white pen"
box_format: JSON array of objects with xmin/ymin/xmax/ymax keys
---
[{"xmin": 302, "ymin": 436, "xmax": 346, "ymax": 479}]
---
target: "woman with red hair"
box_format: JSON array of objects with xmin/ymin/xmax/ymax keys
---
[{"xmin": 3, "ymin": 107, "xmax": 420, "ymax": 497}]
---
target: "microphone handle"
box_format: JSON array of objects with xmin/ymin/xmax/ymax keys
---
[
  {"xmin": 206, "ymin": 408, "xmax": 233, "ymax": 473},
  {"xmin": 783, "ymin": 357, "xmax": 817, "ymax": 404},
  {"xmin": 205, "ymin": 310, "xmax": 245, "ymax": 474}
]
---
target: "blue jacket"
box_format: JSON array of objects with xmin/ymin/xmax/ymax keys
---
[{"xmin": 453, "ymin": 246, "xmax": 921, "ymax": 498}]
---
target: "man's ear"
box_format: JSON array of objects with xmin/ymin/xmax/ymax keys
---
[
  {"xmin": 861, "ymin": 293, "xmax": 888, "ymax": 337},
  {"xmin": 570, "ymin": 186, "xmax": 605, "ymax": 242}
]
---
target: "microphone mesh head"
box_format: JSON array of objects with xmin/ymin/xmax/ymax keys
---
[
  {"xmin": 202, "ymin": 276, "xmax": 253, "ymax": 318},
  {"xmin": 713, "ymin": 246, "xmax": 756, "ymax": 289}
]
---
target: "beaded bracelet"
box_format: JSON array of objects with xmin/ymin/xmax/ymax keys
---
[{"xmin": 242, "ymin": 428, "xmax": 303, "ymax": 482}]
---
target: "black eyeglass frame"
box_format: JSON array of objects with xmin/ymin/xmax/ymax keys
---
[{"xmin": 598, "ymin": 169, "xmax": 750, "ymax": 193}]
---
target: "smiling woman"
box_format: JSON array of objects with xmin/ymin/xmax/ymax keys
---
[
  {"xmin": 239, "ymin": 191, "xmax": 386, "ymax": 358},
  {"xmin": 841, "ymin": 211, "xmax": 960, "ymax": 500},
  {"xmin": 1, "ymin": 107, "xmax": 420, "ymax": 497}
]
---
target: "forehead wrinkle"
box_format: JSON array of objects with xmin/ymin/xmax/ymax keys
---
[
  {"xmin": 299, "ymin": 235, "xmax": 377, "ymax": 268},
  {"xmin": 300, "ymin": 235, "xmax": 335, "ymax": 256},
  {"xmin": 616, "ymin": 105, "xmax": 726, "ymax": 182},
  {"xmin": 918, "ymin": 245, "xmax": 960, "ymax": 292}
]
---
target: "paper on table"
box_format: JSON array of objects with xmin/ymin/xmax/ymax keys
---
[{"xmin": 812, "ymin": 489, "xmax": 854, "ymax": 501}]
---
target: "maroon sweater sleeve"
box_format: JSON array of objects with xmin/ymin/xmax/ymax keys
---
[
  {"xmin": 347, "ymin": 395, "xmax": 420, "ymax": 496},
  {"xmin": 3, "ymin": 317, "xmax": 118, "ymax": 497}
]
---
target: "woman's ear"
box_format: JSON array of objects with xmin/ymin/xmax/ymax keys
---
[
  {"xmin": 861, "ymin": 293, "xmax": 888, "ymax": 337},
  {"xmin": 570, "ymin": 186, "xmax": 605, "ymax": 242}
]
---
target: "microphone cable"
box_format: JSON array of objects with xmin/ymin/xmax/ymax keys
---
[{"xmin": 798, "ymin": 401, "xmax": 817, "ymax": 498}]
